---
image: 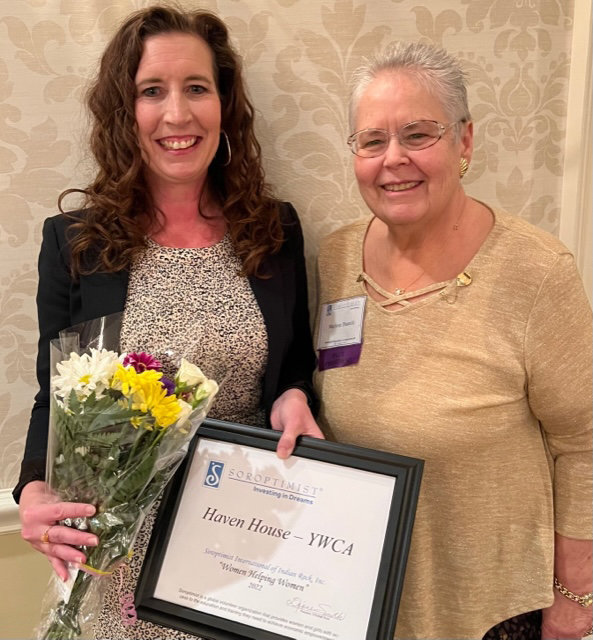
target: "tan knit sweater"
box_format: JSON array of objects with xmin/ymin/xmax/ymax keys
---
[{"xmin": 313, "ymin": 209, "xmax": 592, "ymax": 639}]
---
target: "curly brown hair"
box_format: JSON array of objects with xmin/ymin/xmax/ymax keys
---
[{"xmin": 63, "ymin": 4, "xmax": 282, "ymax": 277}]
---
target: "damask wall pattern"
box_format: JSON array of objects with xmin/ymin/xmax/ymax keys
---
[{"xmin": 0, "ymin": 0, "xmax": 586, "ymax": 491}]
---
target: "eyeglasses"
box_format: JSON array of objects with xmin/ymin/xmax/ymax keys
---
[{"xmin": 347, "ymin": 120, "xmax": 461, "ymax": 157}]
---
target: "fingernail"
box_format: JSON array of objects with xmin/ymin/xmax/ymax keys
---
[
  {"xmin": 88, "ymin": 536, "xmax": 98, "ymax": 546},
  {"xmin": 85, "ymin": 506, "xmax": 95, "ymax": 516}
]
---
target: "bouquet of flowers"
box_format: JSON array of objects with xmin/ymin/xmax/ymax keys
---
[{"xmin": 36, "ymin": 317, "xmax": 219, "ymax": 639}]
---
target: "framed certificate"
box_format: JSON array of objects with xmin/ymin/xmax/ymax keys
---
[{"xmin": 136, "ymin": 419, "xmax": 423, "ymax": 640}]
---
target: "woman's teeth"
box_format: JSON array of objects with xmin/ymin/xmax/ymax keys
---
[
  {"xmin": 160, "ymin": 137, "xmax": 196, "ymax": 150},
  {"xmin": 383, "ymin": 181, "xmax": 419, "ymax": 192}
]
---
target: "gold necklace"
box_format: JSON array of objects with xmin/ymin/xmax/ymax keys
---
[
  {"xmin": 452, "ymin": 206, "xmax": 465, "ymax": 231},
  {"xmin": 393, "ymin": 268, "xmax": 426, "ymax": 295},
  {"xmin": 373, "ymin": 211, "xmax": 463, "ymax": 296},
  {"xmin": 394, "ymin": 210, "xmax": 463, "ymax": 294}
]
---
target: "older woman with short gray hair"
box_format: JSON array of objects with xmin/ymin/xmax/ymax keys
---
[{"xmin": 310, "ymin": 41, "xmax": 592, "ymax": 640}]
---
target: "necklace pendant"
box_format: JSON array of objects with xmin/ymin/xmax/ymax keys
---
[{"xmin": 394, "ymin": 287, "xmax": 405, "ymax": 295}]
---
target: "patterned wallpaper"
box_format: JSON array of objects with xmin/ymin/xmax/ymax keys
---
[{"xmin": 0, "ymin": 0, "xmax": 588, "ymax": 491}]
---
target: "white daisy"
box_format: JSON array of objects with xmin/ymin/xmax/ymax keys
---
[{"xmin": 51, "ymin": 348, "xmax": 121, "ymax": 401}]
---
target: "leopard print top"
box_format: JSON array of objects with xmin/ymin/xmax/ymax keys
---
[{"xmin": 92, "ymin": 235, "xmax": 267, "ymax": 639}]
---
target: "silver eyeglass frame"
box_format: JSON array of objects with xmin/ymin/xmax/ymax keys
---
[{"xmin": 347, "ymin": 120, "xmax": 463, "ymax": 157}]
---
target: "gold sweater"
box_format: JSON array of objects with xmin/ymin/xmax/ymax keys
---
[{"xmin": 314, "ymin": 210, "xmax": 592, "ymax": 639}]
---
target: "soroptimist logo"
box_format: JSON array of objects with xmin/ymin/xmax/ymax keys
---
[{"xmin": 204, "ymin": 461, "xmax": 225, "ymax": 488}]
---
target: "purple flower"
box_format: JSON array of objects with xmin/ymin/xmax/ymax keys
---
[
  {"xmin": 123, "ymin": 352, "xmax": 162, "ymax": 373},
  {"xmin": 160, "ymin": 376, "xmax": 175, "ymax": 396}
]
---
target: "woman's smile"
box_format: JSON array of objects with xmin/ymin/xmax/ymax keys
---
[
  {"xmin": 381, "ymin": 181, "xmax": 422, "ymax": 192},
  {"xmin": 158, "ymin": 136, "xmax": 198, "ymax": 151}
]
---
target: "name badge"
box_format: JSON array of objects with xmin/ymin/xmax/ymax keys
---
[{"xmin": 317, "ymin": 296, "xmax": 366, "ymax": 371}]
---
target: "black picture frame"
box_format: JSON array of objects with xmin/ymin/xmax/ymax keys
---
[{"xmin": 135, "ymin": 419, "xmax": 423, "ymax": 640}]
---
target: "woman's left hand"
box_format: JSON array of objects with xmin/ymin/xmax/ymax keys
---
[
  {"xmin": 542, "ymin": 533, "xmax": 593, "ymax": 639},
  {"xmin": 270, "ymin": 388, "xmax": 324, "ymax": 459},
  {"xmin": 541, "ymin": 591, "xmax": 592, "ymax": 639}
]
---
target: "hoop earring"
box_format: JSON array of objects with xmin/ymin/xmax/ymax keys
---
[
  {"xmin": 219, "ymin": 131, "xmax": 231, "ymax": 167},
  {"xmin": 459, "ymin": 157, "xmax": 469, "ymax": 179}
]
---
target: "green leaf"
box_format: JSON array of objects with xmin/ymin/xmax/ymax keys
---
[
  {"xmin": 53, "ymin": 409, "xmax": 78, "ymax": 447},
  {"xmin": 85, "ymin": 431, "xmax": 122, "ymax": 447},
  {"xmin": 109, "ymin": 448, "xmax": 157, "ymax": 506},
  {"xmin": 87, "ymin": 404, "xmax": 138, "ymax": 432},
  {"xmin": 67, "ymin": 388, "xmax": 82, "ymax": 415}
]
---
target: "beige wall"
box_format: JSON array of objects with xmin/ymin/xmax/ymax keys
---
[
  {"xmin": 0, "ymin": 0, "xmax": 591, "ymax": 633},
  {"xmin": 0, "ymin": 533, "xmax": 51, "ymax": 639}
]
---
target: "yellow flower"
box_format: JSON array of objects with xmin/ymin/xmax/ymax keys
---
[
  {"xmin": 111, "ymin": 365, "xmax": 181, "ymax": 428},
  {"xmin": 150, "ymin": 396, "xmax": 181, "ymax": 428},
  {"xmin": 130, "ymin": 416, "xmax": 144, "ymax": 429}
]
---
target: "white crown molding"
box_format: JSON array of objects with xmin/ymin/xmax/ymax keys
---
[
  {"xmin": 559, "ymin": 0, "xmax": 593, "ymax": 301},
  {"xmin": 0, "ymin": 488, "xmax": 20, "ymax": 535}
]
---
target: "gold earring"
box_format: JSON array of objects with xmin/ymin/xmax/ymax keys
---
[{"xmin": 459, "ymin": 157, "xmax": 469, "ymax": 179}]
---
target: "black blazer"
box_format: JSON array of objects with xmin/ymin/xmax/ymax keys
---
[{"xmin": 14, "ymin": 202, "xmax": 317, "ymax": 502}]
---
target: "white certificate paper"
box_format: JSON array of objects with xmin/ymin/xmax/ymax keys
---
[{"xmin": 153, "ymin": 439, "xmax": 396, "ymax": 640}]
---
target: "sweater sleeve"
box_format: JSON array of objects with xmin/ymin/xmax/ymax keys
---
[
  {"xmin": 13, "ymin": 216, "xmax": 72, "ymax": 503},
  {"xmin": 524, "ymin": 252, "xmax": 592, "ymax": 538}
]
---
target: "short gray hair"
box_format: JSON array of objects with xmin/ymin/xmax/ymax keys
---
[{"xmin": 349, "ymin": 41, "xmax": 471, "ymax": 133}]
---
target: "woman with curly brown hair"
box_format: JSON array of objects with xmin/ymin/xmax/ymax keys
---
[{"xmin": 14, "ymin": 6, "xmax": 322, "ymax": 638}]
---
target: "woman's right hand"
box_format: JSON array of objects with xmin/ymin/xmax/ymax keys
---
[{"xmin": 19, "ymin": 481, "xmax": 99, "ymax": 581}]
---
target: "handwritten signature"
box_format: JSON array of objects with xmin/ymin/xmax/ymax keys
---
[{"xmin": 286, "ymin": 597, "xmax": 346, "ymax": 621}]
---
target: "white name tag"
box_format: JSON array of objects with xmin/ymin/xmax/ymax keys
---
[{"xmin": 317, "ymin": 296, "xmax": 366, "ymax": 350}]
